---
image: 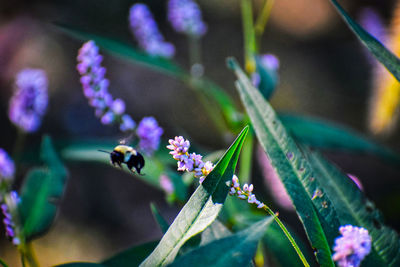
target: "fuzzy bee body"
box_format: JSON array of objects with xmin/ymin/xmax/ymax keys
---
[{"xmin": 110, "ymin": 145, "xmax": 145, "ymax": 174}]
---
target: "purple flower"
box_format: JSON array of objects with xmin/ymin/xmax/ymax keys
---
[
  {"xmin": 358, "ymin": 8, "xmax": 387, "ymax": 65},
  {"xmin": 332, "ymin": 225, "xmax": 372, "ymax": 267},
  {"xmin": 160, "ymin": 174, "xmax": 174, "ymax": 194},
  {"xmin": 168, "ymin": 0, "xmax": 207, "ymax": 37},
  {"xmin": 167, "ymin": 136, "xmax": 190, "ymax": 160},
  {"xmin": 77, "ymin": 41, "xmax": 136, "ymax": 132},
  {"xmin": 167, "ymin": 136, "xmax": 214, "ymax": 184},
  {"xmin": 1, "ymin": 191, "xmax": 21, "ymax": 245},
  {"xmin": 136, "ymin": 117, "xmax": 163, "ymax": 156},
  {"xmin": 129, "ymin": 3, "xmax": 175, "ymax": 58},
  {"xmin": 229, "ymin": 175, "xmax": 265, "ymax": 209},
  {"xmin": 9, "ymin": 69, "xmax": 48, "ymax": 133},
  {"xmin": 0, "ymin": 149, "xmax": 14, "ymax": 182}
]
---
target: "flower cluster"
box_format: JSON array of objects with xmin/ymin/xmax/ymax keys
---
[
  {"xmin": 0, "ymin": 149, "xmax": 15, "ymax": 183},
  {"xmin": 229, "ymin": 175, "xmax": 265, "ymax": 209},
  {"xmin": 332, "ymin": 225, "xmax": 372, "ymax": 267},
  {"xmin": 77, "ymin": 40, "xmax": 135, "ymax": 132},
  {"xmin": 137, "ymin": 117, "xmax": 163, "ymax": 156},
  {"xmin": 9, "ymin": 68, "xmax": 48, "ymax": 133},
  {"xmin": 167, "ymin": 136, "xmax": 214, "ymax": 183},
  {"xmin": 1, "ymin": 191, "xmax": 21, "ymax": 245},
  {"xmin": 168, "ymin": 0, "xmax": 207, "ymax": 37},
  {"xmin": 129, "ymin": 3, "xmax": 175, "ymax": 58}
]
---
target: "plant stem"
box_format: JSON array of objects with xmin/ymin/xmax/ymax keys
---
[
  {"xmin": 255, "ymin": 0, "xmax": 275, "ymax": 41},
  {"xmin": 238, "ymin": 131, "xmax": 253, "ymax": 183},
  {"xmin": 19, "ymin": 242, "xmax": 40, "ymax": 267},
  {"xmin": 12, "ymin": 128, "xmax": 26, "ymax": 163},
  {"xmin": 241, "ymin": 0, "xmax": 257, "ymax": 74},
  {"xmin": 263, "ymin": 205, "xmax": 310, "ymax": 267},
  {"xmin": 188, "ymin": 36, "xmax": 203, "ymax": 78}
]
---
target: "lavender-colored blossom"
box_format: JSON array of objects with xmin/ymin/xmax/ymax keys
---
[
  {"xmin": 1, "ymin": 191, "xmax": 21, "ymax": 245},
  {"xmin": 9, "ymin": 69, "xmax": 48, "ymax": 132},
  {"xmin": 252, "ymin": 54, "xmax": 280, "ymax": 88},
  {"xmin": 77, "ymin": 41, "xmax": 135, "ymax": 132},
  {"xmin": 167, "ymin": 136, "xmax": 190, "ymax": 161},
  {"xmin": 229, "ymin": 175, "xmax": 265, "ymax": 209},
  {"xmin": 129, "ymin": 3, "xmax": 175, "ymax": 58},
  {"xmin": 0, "ymin": 149, "xmax": 14, "ymax": 182},
  {"xmin": 167, "ymin": 136, "xmax": 214, "ymax": 184},
  {"xmin": 160, "ymin": 174, "xmax": 174, "ymax": 194},
  {"xmin": 168, "ymin": 0, "xmax": 207, "ymax": 37},
  {"xmin": 137, "ymin": 117, "xmax": 163, "ymax": 155},
  {"xmin": 359, "ymin": 8, "xmax": 387, "ymax": 65},
  {"xmin": 332, "ymin": 225, "xmax": 372, "ymax": 267}
]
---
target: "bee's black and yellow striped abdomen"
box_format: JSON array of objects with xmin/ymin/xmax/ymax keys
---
[{"xmin": 110, "ymin": 145, "xmax": 145, "ymax": 174}]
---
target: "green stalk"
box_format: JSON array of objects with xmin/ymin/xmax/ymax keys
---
[
  {"xmin": 188, "ymin": 36, "xmax": 203, "ymax": 78},
  {"xmin": 19, "ymin": 242, "xmax": 40, "ymax": 267},
  {"xmin": 263, "ymin": 205, "xmax": 310, "ymax": 267},
  {"xmin": 255, "ymin": 0, "xmax": 275, "ymax": 40},
  {"xmin": 241, "ymin": 0, "xmax": 257, "ymax": 74},
  {"xmin": 238, "ymin": 131, "xmax": 254, "ymax": 183}
]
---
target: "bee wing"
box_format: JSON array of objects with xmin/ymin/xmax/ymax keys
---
[{"xmin": 119, "ymin": 133, "xmax": 134, "ymax": 145}]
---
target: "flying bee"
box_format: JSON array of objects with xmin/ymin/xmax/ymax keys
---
[{"xmin": 99, "ymin": 145, "xmax": 145, "ymax": 175}]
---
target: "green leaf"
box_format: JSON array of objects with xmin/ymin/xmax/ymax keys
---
[
  {"xmin": 19, "ymin": 136, "xmax": 68, "ymax": 239},
  {"xmin": 279, "ymin": 114, "xmax": 400, "ymax": 164},
  {"xmin": 151, "ymin": 203, "xmax": 170, "ymax": 234},
  {"xmin": 55, "ymin": 24, "xmax": 186, "ymax": 79},
  {"xmin": 329, "ymin": 0, "xmax": 400, "ymax": 82},
  {"xmin": 140, "ymin": 126, "xmax": 249, "ymax": 266},
  {"xmin": 102, "ymin": 241, "xmax": 159, "ymax": 267},
  {"xmin": 200, "ymin": 219, "xmax": 231, "ymax": 246},
  {"xmin": 306, "ymin": 148, "xmax": 400, "ymax": 266},
  {"xmin": 228, "ymin": 57, "xmax": 335, "ymax": 266},
  {"xmin": 168, "ymin": 217, "xmax": 273, "ymax": 267}
]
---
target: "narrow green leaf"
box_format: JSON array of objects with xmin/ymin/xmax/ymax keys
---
[
  {"xmin": 279, "ymin": 114, "xmax": 400, "ymax": 164},
  {"xmin": 200, "ymin": 219, "xmax": 231, "ymax": 246},
  {"xmin": 102, "ymin": 241, "xmax": 159, "ymax": 267},
  {"xmin": 55, "ymin": 24, "xmax": 186, "ymax": 79},
  {"xmin": 19, "ymin": 136, "xmax": 68, "ymax": 239},
  {"xmin": 306, "ymin": 148, "xmax": 400, "ymax": 266},
  {"xmin": 150, "ymin": 203, "xmax": 170, "ymax": 234},
  {"xmin": 228, "ymin": 57, "xmax": 335, "ymax": 266},
  {"xmin": 329, "ymin": 0, "xmax": 400, "ymax": 82},
  {"xmin": 140, "ymin": 126, "xmax": 249, "ymax": 266},
  {"xmin": 168, "ymin": 217, "xmax": 273, "ymax": 267}
]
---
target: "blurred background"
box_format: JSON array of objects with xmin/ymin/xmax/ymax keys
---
[{"xmin": 0, "ymin": 0, "xmax": 400, "ymax": 266}]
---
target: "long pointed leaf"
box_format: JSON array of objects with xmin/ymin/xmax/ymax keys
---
[
  {"xmin": 306, "ymin": 148, "xmax": 400, "ymax": 266},
  {"xmin": 228, "ymin": 58, "xmax": 335, "ymax": 266},
  {"xmin": 329, "ymin": 0, "xmax": 400, "ymax": 82},
  {"xmin": 55, "ymin": 24, "xmax": 186, "ymax": 79},
  {"xmin": 140, "ymin": 126, "xmax": 249, "ymax": 266},
  {"xmin": 168, "ymin": 217, "xmax": 273, "ymax": 267},
  {"xmin": 279, "ymin": 113, "xmax": 400, "ymax": 164}
]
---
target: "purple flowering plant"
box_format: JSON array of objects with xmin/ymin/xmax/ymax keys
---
[{"xmin": 2, "ymin": 1, "xmax": 400, "ymax": 267}]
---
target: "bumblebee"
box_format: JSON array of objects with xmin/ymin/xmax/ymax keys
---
[{"xmin": 100, "ymin": 145, "xmax": 145, "ymax": 174}]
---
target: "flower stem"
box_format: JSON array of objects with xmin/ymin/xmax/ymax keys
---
[
  {"xmin": 241, "ymin": 0, "xmax": 257, "ymax": 74},
  {"xmin": 19, "ymin": 242, "xmax": 40, "ymax": 267},
  {"xmin": 255, "ymin": 0, "xmax": 275, "ymax": 40},
  {"xmin": 263, "ymin": 205, "xmax": 310, "ymax": 267}
]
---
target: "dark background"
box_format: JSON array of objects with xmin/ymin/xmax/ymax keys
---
[{"xmin": 0, "ymin": 0, "xmax": 399, "ymax": 266}]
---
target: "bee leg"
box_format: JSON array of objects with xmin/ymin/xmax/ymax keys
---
[{"xmin": 117, "ymin": 162, "xmax": 123, "ymax": 169}]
